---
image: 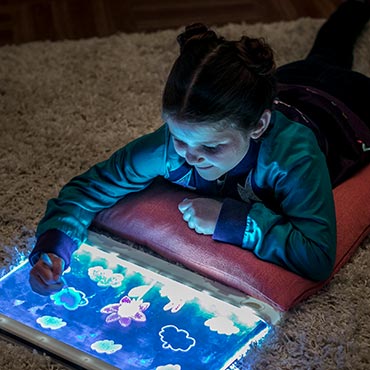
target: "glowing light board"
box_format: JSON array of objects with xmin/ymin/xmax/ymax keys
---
[{"xmin": 0, "ymin": 232, "xmax": 277, "ymax": 370}]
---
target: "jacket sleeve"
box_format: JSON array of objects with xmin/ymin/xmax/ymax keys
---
[
  {"xmin": 213, "ymin": 128, "xmax": 336, "ymax": 282},
  {"xmin": 29, "ymin": 125, "xmax": 169, "ymax": 267}
]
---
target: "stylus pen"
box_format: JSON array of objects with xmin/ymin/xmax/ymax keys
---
[{"xmin": 41, "ymin": 253, "xmax": 67, "ymax": 287}]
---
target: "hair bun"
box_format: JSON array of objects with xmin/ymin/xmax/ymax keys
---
[
  {"xmin": 235, "ymin": 36, "xmax": 275, "ymax": 76},
  {"xmin": 177, "ymin": 23, "xmax": 219, "ymax": 51}
]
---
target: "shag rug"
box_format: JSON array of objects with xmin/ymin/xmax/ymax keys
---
[{"xmin": 1, "ymin": 16, "xmax": 370, "ymax": 370}]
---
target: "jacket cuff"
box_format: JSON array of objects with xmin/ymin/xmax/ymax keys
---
[
  {"xmin": 29, "ymin": 229, "xmax": 78, "ymax": 269},
  {"xmin": 213, "ymin": 198, "xmax": 252, "ymax": 246}
]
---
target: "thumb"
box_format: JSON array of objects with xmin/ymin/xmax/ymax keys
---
[{"xmin": 48, "ymin": 253, "xmax": 65, "ymax": 281}]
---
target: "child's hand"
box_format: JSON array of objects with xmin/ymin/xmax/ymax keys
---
[
  {"xmin": 29, "ymin": 253, "xmax": 65, "ymax": 296},
  {"xmin": 178, "ymin": 197, "xmax": 222, "ymax": 235}
]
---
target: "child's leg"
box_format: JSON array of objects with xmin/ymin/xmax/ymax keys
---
[
  {"xmin": 276, "ymin": 0, "xmax": 370, "ymax": 126},
  {"xmin": 277, "ymin": 0, "xmax": 370, "ymax": 77},
  {"xmin": 306, "ymin": 0, "xmax": 370, "ymax": 69}
]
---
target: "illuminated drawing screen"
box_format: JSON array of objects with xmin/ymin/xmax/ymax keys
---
[{"xmin": 0, "ymin": 232, "xmax": 271, "ymax": 370}]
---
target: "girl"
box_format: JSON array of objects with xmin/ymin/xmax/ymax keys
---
[{"xmin": 29, "ymin": 0, "xmax": 370, "ymax": 295}]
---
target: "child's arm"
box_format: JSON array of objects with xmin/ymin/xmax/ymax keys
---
[
  {"xmin": 176, "ymin": 150, "xmax": 336, "ymax": 281},
  {"xmin": 213, "ymin": 137, "xmax": 336, "ymax": 281},
  {"xmin": 29, "ymin": 125, "xmax": 170, "ymax": 293}
]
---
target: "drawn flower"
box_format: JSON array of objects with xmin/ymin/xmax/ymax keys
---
[
  {"xmin": 50, "ymin": 287, "xmax": 89, "ymax": 311},
  {"xmin": 100, "ymin": 296, "xmax": 150, "ymax": 327}
]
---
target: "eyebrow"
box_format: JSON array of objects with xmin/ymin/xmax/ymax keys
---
[{"xmin": 171, "ymin": 133, "xmax": 224, "ymax": 146}]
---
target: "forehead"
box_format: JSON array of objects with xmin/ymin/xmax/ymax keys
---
[{"xmin": 167, "ymin": 118, "xmax": 241, "ymax": 144}]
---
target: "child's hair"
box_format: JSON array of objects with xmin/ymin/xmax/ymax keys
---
[{"xmin": 162, "ymin": 23, "xmax": 276, "ymax": 133}]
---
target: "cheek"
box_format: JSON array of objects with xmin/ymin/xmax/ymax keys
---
[
  {"xmin": 202, "ymin": 150, "xmax": 229, "ymax": 164},
  {"xmin": 217, "ymin": 143, "xmax": 250, "ymax": 165}
]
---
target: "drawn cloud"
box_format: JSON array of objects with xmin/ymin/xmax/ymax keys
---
[
  {"xmin": 204, "ymin": 316, "xmax": 240, "ymax": 335},
  {"xmin": 36, "ymin": 315, "xmax": 66, "ymax": 330},
  {"xmin": 91, "ymin": 339, "xmax": 122, "ymax": 354},
  {"xmin": 159, "ymin": 325, "xmax": 196, "ymax": 352},
  {"xmin": 88, "ymin": 266, "xmax": 124, "ymax": 288}
]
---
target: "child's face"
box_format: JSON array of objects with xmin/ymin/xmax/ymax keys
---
[{"xmin": 167, "ymin": 118, "xmax": 251, "ymax": 181}]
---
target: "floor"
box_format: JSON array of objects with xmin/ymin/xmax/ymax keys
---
[{"xmin": 0, "ymin": 0, "xmax": 342, "ymax": 46}]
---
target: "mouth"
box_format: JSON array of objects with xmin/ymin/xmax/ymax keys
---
[{"xmin": 196, "ymin": 165, "xmax": 213, "ymax": 170}]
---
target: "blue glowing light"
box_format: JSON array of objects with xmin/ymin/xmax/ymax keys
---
[
  {"xmin": 159, "ymin": 283, "xmax": 195, "ymax": 313},
  {"xmin": 88, "ymin": 266, "xmax": 124, "ymax": 288},
  {"xmin": 0, "ymin": 240, "xmax": 270, "ymax": 369},
  {"xmin": 204, "ymin": 316, "xmax": 240, "ymax": 335},
  {"xmin": 159, "ymin": 325, "xmax": 196, "ymax": 352},
  {"xmin": 36, "ymin": 316, "xmax": 67, "ymax": 330},
  {"xmin": 91, "ymin": 339, "xmax": 122, "ymax": 354},
  {"xmin": 50, "ymin": 287, "xmax": 89, "ymax": 311},
  {"xmin": 156, "ymin": 364, "xmax": 181, "ymax": 370}
]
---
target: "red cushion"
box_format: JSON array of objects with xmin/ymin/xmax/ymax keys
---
[{"xmin": 92, "ymin": 164, "xmax": 370, "ymax": 311}]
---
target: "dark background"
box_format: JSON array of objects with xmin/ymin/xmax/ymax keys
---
[{"xmin": 0, "ymin": 0, "xmax": 342, "ymax": 46}]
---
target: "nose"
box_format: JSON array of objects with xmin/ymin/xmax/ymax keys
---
[{"xmin": 184, "ymin": 148, "xmax": 204, "ymax": 165}]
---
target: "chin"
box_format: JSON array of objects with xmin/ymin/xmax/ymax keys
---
[{"xmin": 196, "ymin": 169, "xmax": 224, "ymax": 182}]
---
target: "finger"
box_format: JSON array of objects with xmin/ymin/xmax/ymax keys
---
[
  {"xmin": 41, "ymin": 253, "xmax": 65, "ymax": 282},
  {"xmin": 32, "ymin": 281, "xmax": 64, "ymax": 296},
  {"xmin": 37, "ymin": 261, "xmax": 57, "ymax": 283},
  {"xmin": 29, "ymin": 269, "xmax": 64, "ymax": 296},
  {"xmin": 35, "ymin": 257, "xmax": 61, "ymax": 285},
  {"xmin": 48, "ymin": 253, "xmax": 65, "ymax": 281},
  {"xmin": 40, "ymin": 252, "xmax": 53, "ymax": 267},
  {"xmin": 194, "ymin": 228, "xmax": 210, "ymax": 235},
  {"xmin": 178, "ymin": 198, "xmax": 192, "ymax": 213},
  {"xmin": 182, "ymin": 206, "xmax": 195, "ymax": 222},
  {"xmin": 188, "ymin": 219, "xmax": 197, "ymax": 230},
  {"xmin": 182, "ymin": 211, "xmax": 190, "ymax": 222}
]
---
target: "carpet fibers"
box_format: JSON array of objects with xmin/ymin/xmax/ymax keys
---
[{"xmin": 1, "ymin": 17, "xmax": 370, "ymax": 370}]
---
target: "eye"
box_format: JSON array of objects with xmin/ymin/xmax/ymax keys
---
[
  {"xmin": 202, "ymin": 144, "xmax": 221, "ymax": 153},
  {"xmin": 173, "ymin": 137, "xmax": 186, "ymax": 147}
]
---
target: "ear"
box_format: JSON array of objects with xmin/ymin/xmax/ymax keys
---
[{"xmin": 250, "ymin": 110, "xmax": 271, "ymax": 140}]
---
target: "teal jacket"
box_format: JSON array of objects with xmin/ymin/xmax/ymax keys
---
[{"xmin": 30, "ymin": 110, "xmax": 336, "ymax": 281}]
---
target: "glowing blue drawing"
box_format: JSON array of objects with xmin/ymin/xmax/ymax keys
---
[
  {"xmin": 100, "ymin": 295, "xmax": 150, "ymax": 327},
  {"xmin": 50, "ymin": 287, "xmax": 88, "ymax": 311},
  {"xmin": 88, "ymin": 266, "xmax": 124, "ymax": 288},
  {"xmin": 156, "ymin": 365, "xmax": 181, "ymax": 370},
  {"xmin": 36, "ymin": 316, "xmax": 66, "ymax": 330},
  {"xmin": 28, "ymin": 303, "xmax": 48, "ymax": 315},
  {"xmin": 128, "ymin": 284, "xmax": 154, "ymax": 299},
  {"xmin": 160, "ymin": 283, "xmax": 195, "ymax": 313},
  {"xmin": 76, "ymin": 333, "xmax": 97, "ymax": 341},
  {"xmin": 204, "ymin": 317, "xmax": 240, "ymax": 335},
  {"xmin": 91, "ymin": 339, "xmax": 122, "ymax": 354},
  {"xmin": 0, "ymin": 242, "xmax": 270, "ymax": 369},
  {"xmin": 159, "ymin": 325, "xmax": 196, "ymax": 352}
]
